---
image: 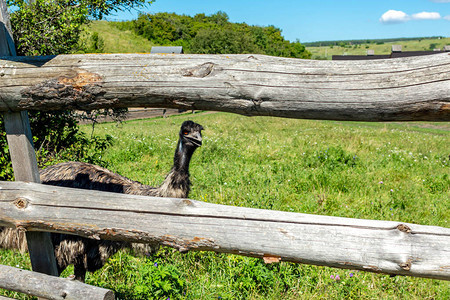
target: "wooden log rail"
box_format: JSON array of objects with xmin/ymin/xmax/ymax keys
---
[
  {"xmin": 0, "ymin": 53, "xmax": 449, "ymax": 121},
  {"xmin": 0, "ymin": 264, "xmax": 114, "ymax": 300},
  {"xmin": 1, "ymin": 181, "xmax": 449, "ymax": 281},
  {"xmin": 1, "ymin": 0, "xmax": 59, "ymax": 279}
]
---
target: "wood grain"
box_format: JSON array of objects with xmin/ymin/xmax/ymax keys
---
[
  {"xmin": 1, "ymin": 181, "xmax": 449, "ymax": 280},
  {"xmin": 1, "ymin": 1, "xmax": 59, "ymax": 277},
  {"xmin": 0, "ymin": 264, "xmax": 114, "ymax": 300},
  {"xmin": 0, "ymin": 53, "xmax": 449, "ymax": 121}
]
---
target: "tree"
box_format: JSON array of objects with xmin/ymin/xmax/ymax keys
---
[
  {"xmin": 191, "ymin": 27, "xmax": 259, "ymax": 54},
  {"xmin": 7, "ymin": 0, "xmax": 150, "ymax": 55},
  {"xmin": 8, "ymin": 0, "xmax": 88, "ymax": 55},
  {"xmin": 0, "ymin": 0, "xmax": 148, "ymax": 180},
  {"xmin": 114, "ymin": 11, "xmax": 311, "ymax": 59}
]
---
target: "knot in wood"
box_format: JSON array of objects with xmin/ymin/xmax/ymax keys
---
[
  {"xmin": 175, "ymin": 199, "xmax": 195, "ymax": 208},
  {"xmin": 399, "ymin": 259, "xmax": 412, "ymax": 271},
  {"xmin": 397, "ymin": 224, "xmax": 412, "ymax": 233},
  {"xmin": 182, "ymin": 62, "xmax": 215, "ymax": 78},
  {"xmin": 181, "ymin": 199, "xmax": 194, "ymax": 206},
  {"xmin": 13, "ymin": 197, "xmax": 29, "ymax": 209}
]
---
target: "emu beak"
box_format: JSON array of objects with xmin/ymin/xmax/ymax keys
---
[{"xmin": 185, "ymin": 132, "xmax": 202, "ymax": 147}]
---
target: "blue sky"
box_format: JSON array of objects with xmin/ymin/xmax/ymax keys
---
[{"xmin": 114, "ymin": 0, "xmax": 450, "ymax": 42}]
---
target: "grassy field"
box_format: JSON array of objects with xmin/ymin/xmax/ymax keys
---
[
  {"xmin": 81, "ymin": 21, "xmax": 154, "ymax": 53},
  {"xmin": 1, "ymin": 113, "xmax": 449, "ymax": 299},
  {"xmin": 307, "ymin": 37, "xmax": 450, "ymax": 60}
]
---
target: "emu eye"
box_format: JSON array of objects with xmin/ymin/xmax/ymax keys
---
[{"xmin": 183, "ymin": 131, "xmax": 189, "ymax": 135}]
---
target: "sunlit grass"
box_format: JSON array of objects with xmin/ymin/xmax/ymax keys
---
[{"xmin": 81, "ymin": 21, "xmax": 155, "ymax": 54}]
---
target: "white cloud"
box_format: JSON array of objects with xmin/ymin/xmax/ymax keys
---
[
  {"xmin": 380, "ymin": 10, "xmax": 410, "ymax": 23},
  {"xmin": 444, "ymin": 15, "xmax": 450, "ymax": 20},
  {"xmin": 380, "ymin": 10, "xmax": 444, "ymax": 24},
  {"xmin": 411, "ymin": 12, "xmax": 442, "ymax": 20}
]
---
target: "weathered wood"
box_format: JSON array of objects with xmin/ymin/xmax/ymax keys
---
[
  {"xmin": 1, "ymin": 1, "xmax": 59, "ymax": 277},
  {"xmin": 0, "ymin": 181, "xmax": 449, "ymax": 280},
  {"xmin": 3, "ymin": 112, "xmax": 40, "ymax": 182},
  {"xmin": 0, "ymin": 264, "xmax": 114, "ymax": 300},
  {"xmin": 0, "ymin": 0, "xmax": 15, "ymax": 56},
  {"xmin": 3, "ymin": 111, "xmax": 59, "ymax": 276},
  {"xmin": 0, "ymin": 53, "xmax": 449, "ymax": 121}
]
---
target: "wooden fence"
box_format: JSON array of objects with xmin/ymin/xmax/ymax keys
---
[
  {"xmin": 1, "ymin": 52, "xmax": 449, "ymax": 121},
  {"xmin": 1, "ymin": 181, "xmax": 450, "ymax": 282},
  {"xmin": 0, "ymin": 265, "xmax": 113, "ymax": 300},
  {"xmin": 1, "ymin": 2, "xmax": 450, "ymax": 299}
]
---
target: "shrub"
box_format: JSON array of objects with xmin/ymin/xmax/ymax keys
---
[{"xmin": 0, "ymin": 112, "xmax": 113, "ymax": 180}]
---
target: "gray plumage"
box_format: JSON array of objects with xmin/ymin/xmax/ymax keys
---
[{"xmin": 0, "ymin": 120, "xmax": 203, "ymax": 282}]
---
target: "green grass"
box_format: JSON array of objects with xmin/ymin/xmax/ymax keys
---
[
  {"xmin": 307, "ymin": 37, "xmax": 450, "ymax": 60},
  {"xmin": 1, "ymin": 113, "xmax": 449, "ymax": 299},
  {"xmin": 81, "ymin": 21, "xmax": 154, "ymax": 53}
]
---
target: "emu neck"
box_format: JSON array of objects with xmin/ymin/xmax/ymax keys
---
[
  {"xmin": 173, "ymin": 140, "xmax": 196, "ymax": 173},
  {"xmin": 157, "ymin": 139, "xmax": 196, "ymax": 198}
]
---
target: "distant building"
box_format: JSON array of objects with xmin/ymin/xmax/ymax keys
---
[
  {"xmin": 150, "ymin": 46, "xmax": 183, "ymax": 54},
  {"xmin": 391, "ymin": 45, "xmax": 402, "ymax": 53},
  {"xmin": 332, "ymin": 45, "xmax": 449, "ymax": 60}
]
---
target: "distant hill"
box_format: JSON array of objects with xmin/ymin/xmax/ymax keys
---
[
  {"xmin": 306, "ymin": 37, "xmax": 450, "ymax": 60},
  {"xmin": 302, "ymin": 37, "xmax": 446, "ymax": 47},
  {"xmin": 81, "ymin": 21, "xmax": 154, "ymax": 53}
]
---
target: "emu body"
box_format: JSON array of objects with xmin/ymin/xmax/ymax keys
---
[{"xmin": 0, "ymin": 121, "xmax": 203, "ymax": 281}]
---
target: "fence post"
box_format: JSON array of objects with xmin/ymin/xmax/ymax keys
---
[{"xmin": 0, "ymin": 0, "xmax": 58, "ymax": 276}]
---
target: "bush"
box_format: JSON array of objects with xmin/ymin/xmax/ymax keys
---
[
  {"xmin": 0, "ymin": 124, "xmax": 13, "ymax": 180},
  {"xmin": 8, "ymin": 0, "xmax": 88, "ymax": 56},
  {"xmin": 114, "ymin": 11, "xmax": 311, "ymax": 59},
  {"xmin": 1, "ymin": 0, "xmax": 136, "ymax": 179},
  {"xmin": 93, "ymin": 253, "xmax": 186, "ymax": 299},
  {"xmin": 0, "ymin": 112, "xmax": 113, "ymax": 181}
]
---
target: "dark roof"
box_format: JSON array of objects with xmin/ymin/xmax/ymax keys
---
[
  {"xmin": 332, "ymin": 55, "xmax": 390, "ymax": 60},
  {"xmin": 333, "ymin": 50, "xmax": 448, "ymax": 60},
  {"xmin": 150, "ymin": 46, "xmax": 183, "ymax": 54},
  {"xmin": 390, "ymin": 51, "xmax": 444, "ymax": 58}
]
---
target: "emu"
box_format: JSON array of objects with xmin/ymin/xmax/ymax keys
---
[{"xmin": 0, "ymin": 120, "xmax": 203, "ymax": 282}]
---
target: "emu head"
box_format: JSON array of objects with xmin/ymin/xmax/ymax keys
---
[{"xmin": 179, "ymin": 120, "xmax": 203, "ymax": 148}]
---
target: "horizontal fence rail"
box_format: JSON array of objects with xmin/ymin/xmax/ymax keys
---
[
  {"xmin": 1, "ymin": 181, "xmax": 449, "ymax": 281},
  {"xmin": 0, "ymin": 53, "xmax": 449, "ymax": 121},
  {"xmin": 0, "ymin": 264, "xmax": 114, "ymax": 300}
]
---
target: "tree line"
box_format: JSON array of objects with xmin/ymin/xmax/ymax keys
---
[
  {"xmin": 111, "ymin": 11, "xmax": 311, "ymax": 59},
  {"xmin": 303, "ymin": 36, "xmax": 445, "ymax": 47}
]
